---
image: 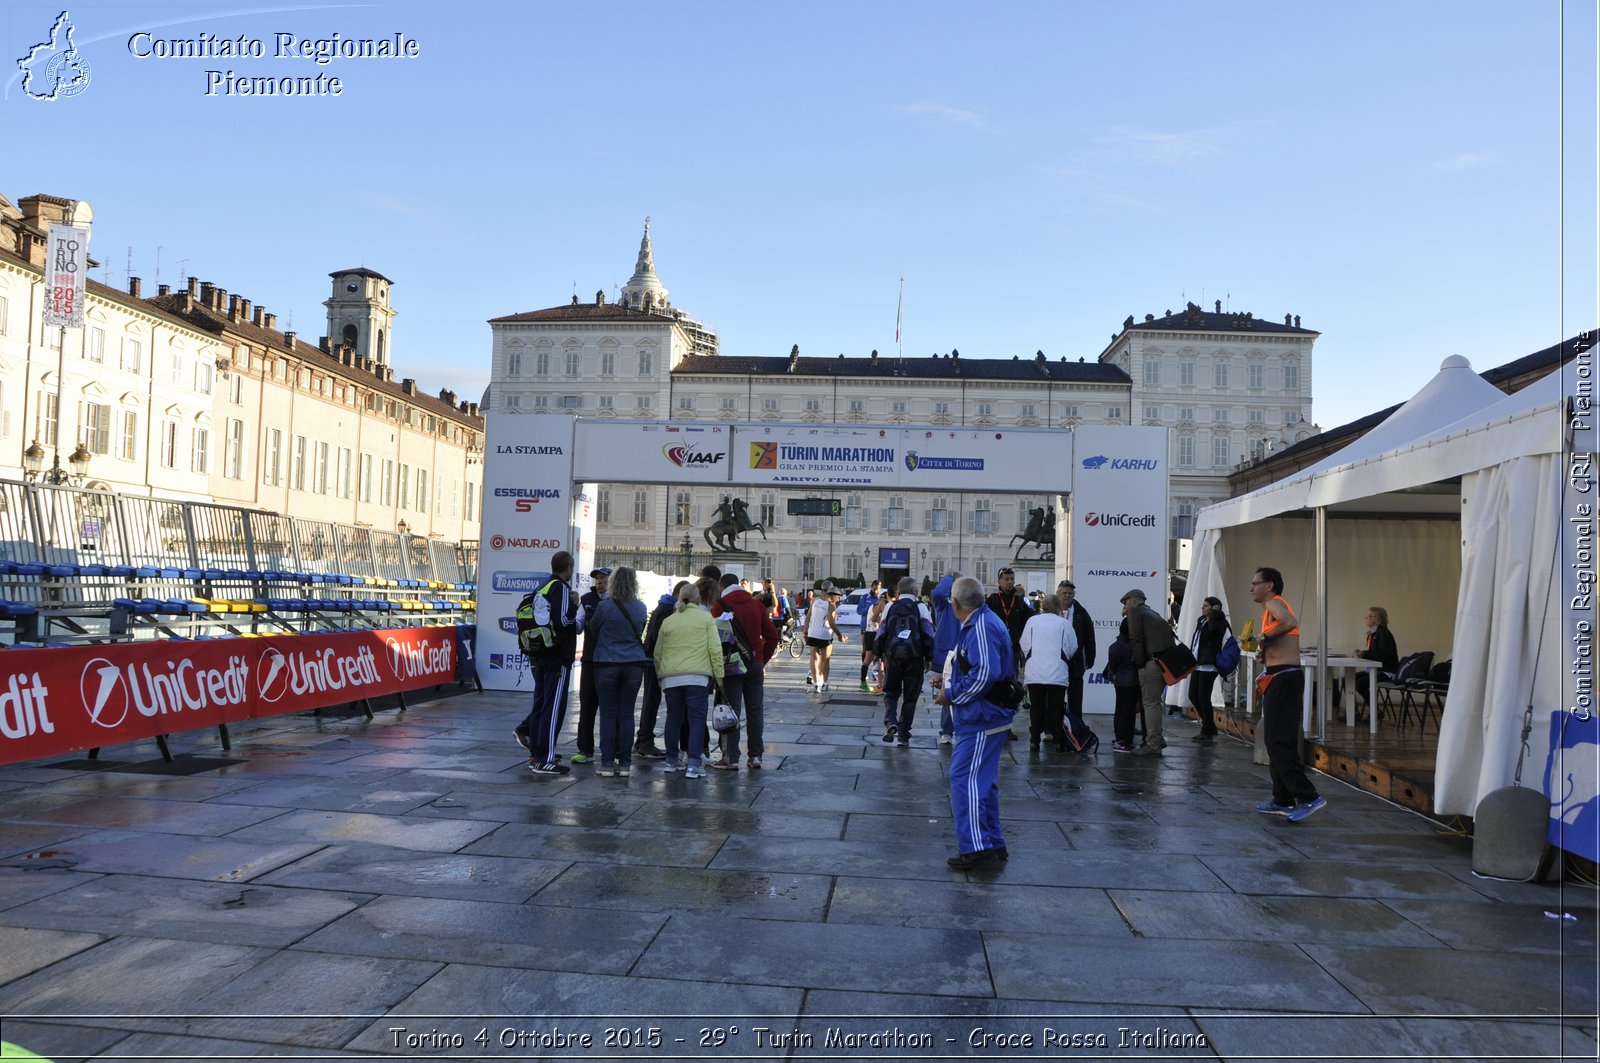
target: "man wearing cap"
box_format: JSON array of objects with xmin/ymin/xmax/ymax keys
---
[
  {"xmin": 986, "ymin": 567, "xmax": 1032, "ymax": 741},
  {"xmin": 1123, "ymin": 587, "xmax": 1176, "ymax": 756},
  {"xmin": 1058, "ymin": 579, "xmax": 1096, "ymax": 742},
  {"xmin": 572, "ymin": 567, "xmax": 610, "ymax": 764},
  {"xmin": 804, "ymin": 583, "xmax": 847, "ymax": 691}
]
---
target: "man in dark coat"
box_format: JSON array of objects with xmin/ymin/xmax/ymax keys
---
[
  {"xmin": 1058, "ymin": 579, "xmax": 1096, "ymax": 736},
  {"xmin": 1123, "ymin": 587, "xmax": 1176, "ymax": 757}
]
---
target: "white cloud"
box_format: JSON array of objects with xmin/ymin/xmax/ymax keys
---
[{"xmin": 897, "ymin": 101, "xmax": 989, "ymax": 130}]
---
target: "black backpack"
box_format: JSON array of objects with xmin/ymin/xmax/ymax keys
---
[{"xmin": 879, "ymin": 602, "xmax": 931, "ymax": 666}]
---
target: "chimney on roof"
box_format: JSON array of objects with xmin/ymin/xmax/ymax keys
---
[
  {"xmin": 1216, "ymin": 300, "xmax": 1222, "ymax": 313},
  {"xmin": 401, "ymin": 378, "xmax": 416, "ymax": 395},
  {"xmin": 870, "ymin": 349, "xmax": 878, "ymax": 361},
  {"xmin": 200, "ymin": 281, "xmax": 214, "ymax": 305},
  {"xmin": 212, "ymin": 287, "xmax": 225, "ymax": 311},
  {"xmin": 227, "ymin": 294, "xmax": 240, "ymax": 321},
  {"xmin": 186, "ymin": 276, "xmax": 199, "ymax": 298},
  {"xmin": 468, "ymin": 402, "xmax": 479, "ymax": 416},
  {"xmin": 951, "ymin": 348, "xmax": 960, "ymax": 360},
  {"xmin": 439, "ymin": 388, "xmax": 456, "ymax": 405},
  {"xmin": 252, "ymin": 306, "xmax": 264, "ymax": 327},
  {"xmin": 240, "ymin": 298, "xmax": 251, "ymax": 321},
  {"xmin": 319, "ymin": 336, "xmax": 331, "ymax": 353},
  {"xmin": 1285, "ymin": 313, "xmax": 1292, "ymax": 326},
  {"xmin": 1294, "ymin": 315, "xmax": 1301, "ymax": 328},
  {"xmin": 264, "ymin": 312, "xmax": 276, "ymax": 330},
  {"xmin": 596, "ymin": 290, "xmax": 605, "ymax": 306},
  {"xmin": 127, "ymin": 276, "xmax": 141, "ymax": 299},
  {"xmin": 157, "ymin": 283, "xmax": 170, "ymax": 297},
  {"xmin": 284, "ymin": 331, "xmax": 296, "ymax": 348},
  {"xmin": 571, "ymin": 294, "xmax": 579, "ymax": 305}
]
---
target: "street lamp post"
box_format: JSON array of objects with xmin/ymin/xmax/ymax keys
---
[
  {"xmin": 23, "ymin": 437, "xmax": 91, "ymax": 486},
  {"xmin": 680, "ymin": 533, "xmax": 693, "ymax": 577}
]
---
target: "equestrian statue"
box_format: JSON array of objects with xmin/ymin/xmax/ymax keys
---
[
  {"xmin": 705, "ymin": 496, "xmax": 767, "ymax": 552},
  {"xmin": 1010, "ymin": 506, "xmax": 1056, "ymax": 561}
]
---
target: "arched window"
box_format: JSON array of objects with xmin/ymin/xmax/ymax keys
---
[{"xmin": 342, "ymin": 324, "xmax": 358, "ymax": 349}]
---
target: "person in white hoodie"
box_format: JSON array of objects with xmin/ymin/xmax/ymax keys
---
[{"xmin": 1019, "ymin": 593, "xmax": 1083, "ymax": 752}]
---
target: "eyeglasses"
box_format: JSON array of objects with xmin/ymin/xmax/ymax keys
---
[
  {"xmin": 998, "ymin": 568, "xmax": 1015, "ymax": 577},
  {"xmin": 1249, "ymin": 579, "xmax": 1266, "ymax": 586}
]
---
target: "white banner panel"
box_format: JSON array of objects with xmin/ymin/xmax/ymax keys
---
[
  {"xmin": 735, "ymin": 424, "xmax": 1072, "ymax": 491},
  {"xmin": 478, "ymin": 414, "xmax": 577, "ymax": 690},
  {"xmin": 1070, "ymin": 425, "xmax": 1169, "ymax": 714},
  {"xmin": 573, "ymin": 421, "xmax": 732, "ymax": 484},
  {"xmin": 44, "ymin": 223, "xmax": 90, "ymax": 328}
]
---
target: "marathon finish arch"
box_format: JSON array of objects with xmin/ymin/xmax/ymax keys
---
[
  {"xmin": 477, "ymin": 415, "xmax": 1166, "ymax": 695},
  {"xmin": 0, "ymin": 627, "xmax": 458, "ymax": 766}
]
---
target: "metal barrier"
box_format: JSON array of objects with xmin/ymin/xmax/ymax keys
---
[{"xmin": 0, "ymin": 479, "xmax": 477, "ymax": 647}]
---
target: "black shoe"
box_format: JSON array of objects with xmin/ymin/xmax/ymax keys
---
[
  {"xmin": 994, "ymin": 846, "xmax": 1009, "ymax": 861},
  {"xmin": 634, "ymin": 744, "xmax": 667, "ymax": 760},
  {"xmin": 512, "ymin": 729, "xmax": 530, "ymax": 752},
  {"xmin": 529, "ymin": 761, "xmax": 570, "ymax": 775},
  {"xmin": 882, "ymin": 724, "xmax": 898, "ymax": 743},
  {"xmin": 1006, "ymin": 730, "xmax": 1019, "ymax": 741},
  {"xmin": 1167, "ymin": 708, "xmax": 1184, "ymax": 717},
  {"xmin": 947, "ymin": 849, "xmax": 1003, "ymax": 870},
  {"xmin": 1191, "ymin": 734, "xmax": 1215, "ymax": 743}
]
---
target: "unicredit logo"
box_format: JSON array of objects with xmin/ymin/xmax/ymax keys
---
[
  {"xmin": 255, "ymin": 644, "xmax": 381, "ymax": 703},
  {"xmin": 83, "ymin": 654, "xmax": 249, "ymax": 722},
  {"xmin": 0, "ymin": 670, "xmax": 55, "ymax": 738},
  {"xmin": 384, "ymin": 636, "xmax": 453, "ymax": 681},
  {"xmin": 1084, "ymin": 512, "xmax": 1157, "ymax": 528}
]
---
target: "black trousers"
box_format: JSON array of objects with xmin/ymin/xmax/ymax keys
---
[
  {"xmin": 1026, "ymin": 683, "xmax": 1070, "ymax": 747},
  {"xmin": 881, "ymin": 662, "xmax": 922, "ymax": 735},
  {"xmin": 1113, "ymin": 685, "xmax": 1142, "ymax": 745},
  {"xmin": 1190, "ymin": 670, "xmax": 1219, "ymax": 736},
  {"xmin": 1262, "ymin": 667, "xmax": 1319, "ymax": 804},
  {"xmin": 576, "ymin": 646, "xmax": 598, "ymax": 755},
  {"xmin": 636, "ymin": 668, "xmax": 662, "ymax": 746}
]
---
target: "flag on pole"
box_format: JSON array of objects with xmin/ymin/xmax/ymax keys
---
[{"xmin": 895, "ymin": 277, "xmax": 903, "ymax": 345}]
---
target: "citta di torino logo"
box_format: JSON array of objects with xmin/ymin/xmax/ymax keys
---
[
  {"xmin": 80, "ymin": 654, "xmax": 249, "ymax": 726},
  {"xmin": 255, "ymin": 644, "xmax": 382, "ymax": 704},
  {"xmin": 1083, "ymin": 512, "xmax": 1157, "ymax": 528}
]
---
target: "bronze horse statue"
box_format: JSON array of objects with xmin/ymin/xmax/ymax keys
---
[
  {"xmin": 704, "ymin": 497, "xmax": 767, "ymax": 552},
  {"xmin": 1010, "ymin": 507, "xmax": 1055, "ymax": 561}
]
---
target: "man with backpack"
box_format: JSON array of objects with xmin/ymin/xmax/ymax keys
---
[
  {"xmin": 514, "ymin": 550, "xmax": 582, "ymax": 775},
  {"xmin": 875, "ymin": 576, "xmax": 934, "ymax": 746},
  {"xmin": 710, "ymin": 572, "xmax": 779, "ymax": 769}
]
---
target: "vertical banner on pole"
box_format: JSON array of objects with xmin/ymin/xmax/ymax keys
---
[
  {"xmin": 44, "ymin": 223, "xmax": 90, "ymax": 328},
  {"xmin": 477, "ymin": 414, "xmax": 576, "ymax": 691},
  {"xmin": 1068, "ymin": 425, "xmax": 1169, "ymax": 714}
]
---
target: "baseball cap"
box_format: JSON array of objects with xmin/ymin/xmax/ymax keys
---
[
  {"xmin": 1120, "ymin": 588, "xmax": 1146, "ymax": 604},
  {"xmin": 590, "ymin": 567, "xmax": 612, "ymax": 578}
]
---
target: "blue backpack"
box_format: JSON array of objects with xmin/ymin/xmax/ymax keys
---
[{"xmin": 1215, "ymin": 633, "xmax": 1241, "ymax": 678}]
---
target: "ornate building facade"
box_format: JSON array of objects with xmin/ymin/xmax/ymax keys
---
[
  {"xmin": 0, "ymin": 192, "xmax": 483, "ymax": 543},
  {"xmin": 487, "ymin": 224, "xmax": 1321, "ymax": 586}
]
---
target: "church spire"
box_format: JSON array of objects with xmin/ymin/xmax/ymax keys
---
[{"xmin": 620, "ymin": 217, "xmax": 669, "ymax": 311}]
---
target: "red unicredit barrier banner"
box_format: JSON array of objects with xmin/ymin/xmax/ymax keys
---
[{"xmin": 0, "ymin": 627, "xmax": 458, "ymax": 767}]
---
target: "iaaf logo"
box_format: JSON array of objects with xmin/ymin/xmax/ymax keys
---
[
  {"xmin": 663, "ymin": 443, "xmax": 726, "ymax": 468},
  {"xmin": 1081, "ymin": 454, "xmax": 1160, "ymax": 471},
  {"xmin": 1083, "ymin": 512, "xmax": 1157, "ymax": 527},
  {"xmin": 489, "ymin": 535, "xmax": 561, "ymax": 551},
  {"xmin": 385, "ymin": 635, "xmax": 453, "ymax": 682},
  {"xmin": 1085, "ymin": 568, "xmax": 1158, "ymax": 577},
  {"xmin": 0, "ymin": 672, "xmax": 54, "ymax": 738},
  {"xmin": 255, "ymin": 644, "xmax": 381, "ymax": 704},
  {"xmin": 80, "ymin": 654, "xmax": 249, "ymax": 728}
]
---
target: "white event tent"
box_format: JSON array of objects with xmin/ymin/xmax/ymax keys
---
[{"xmin": 1179, "ymin": 355, "xmax": 1584, "ymax": 818}]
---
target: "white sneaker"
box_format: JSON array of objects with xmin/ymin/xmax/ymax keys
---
[
  {"xmin": 938, "ymin": 733, "xmax": 953, "ymax": 746},
  {"xmin": 685, "ymin": 764, "xmax": 704, "ymax": 779},
  {"xmin": 663, "ymin": 757, "xmax": 680, "ymax": 773}
]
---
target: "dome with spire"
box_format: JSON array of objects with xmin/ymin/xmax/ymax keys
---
[{"xmin": 620, "ymin": 218, "xmax": 669, "ymax": 312}]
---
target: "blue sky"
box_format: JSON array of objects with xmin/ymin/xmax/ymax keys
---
[{"xmin": 3, "ymin": 0, "xmax": 1594, "ymax": 430}]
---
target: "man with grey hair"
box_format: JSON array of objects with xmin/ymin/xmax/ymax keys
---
[
  {"xmin": 1123, "ymin": 587, "xmax": 1176, "ymax": 756},
  {"xmin": 875, "ymin": 575, "xmax": 933, "ymax": 745},
  {"xmin": 932, "ymin": 576, "xmax": 1016, "ymax": 869}
]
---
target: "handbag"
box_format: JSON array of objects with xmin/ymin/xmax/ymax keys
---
[
  {"xmin": 710, "ymin": 700, "xmax": 739, "ymax": 733},
  {"xmin": 1154, "ymin": 644, "xmax": 1198, "ymax": 685}
]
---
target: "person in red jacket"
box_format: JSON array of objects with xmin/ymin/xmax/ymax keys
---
[{"xmin": 710, "ymin": 572, "xmax": 780, "ymax": 769}]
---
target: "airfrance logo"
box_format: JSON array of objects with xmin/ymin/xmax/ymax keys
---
[
  {"xmin": 491, "ymin": 571, "xmax": 546, "ymax": 593},
  {"xmin": 1084, "ymin": 512, "xmax": 1157, "ymax": 528},
  {"xmin": 1081, "ymin": 454, "xmax": 1160, "ymax": 471},
  {"xmin": 904, "ymin": 452, "xmax": 984, "ymax": 473},
  {"xmin": 17, "ymin": 11, "xmax": 92, "ymax": 102},
  {"xmin": 1086, "ymin": 569, "xmax": 1158, "ymax": 577},
  {"xmin": 663, "ymin": 443, "xmax": 725, "ymax": 468}
]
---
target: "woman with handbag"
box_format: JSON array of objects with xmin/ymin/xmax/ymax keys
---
[
  {"xmin": 585, "ymin": 566, "xmax": 650, "ymax": 777},
  {"xmin": 1188, "ymin": 597, "xmax": 1230, "ymax": 744},
  {"xmin": 1019, "ymin": 593, "xmax": 1088, "ymax": 752},
  {"xmin": 652, "ymin": 582, "xmax": 724, "ymax": 779}
]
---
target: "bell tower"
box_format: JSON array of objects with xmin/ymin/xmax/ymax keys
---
[{"xmin": 324, "ymin": 267, "xmax": 396, "ymax": 366}]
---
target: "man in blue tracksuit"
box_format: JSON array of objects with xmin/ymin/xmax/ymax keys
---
[
  {"xmin": 933, "ymin": 575, "xmax": 1016, "ymax": 869},
  {"xmin": 930, "ymin": 572, "xmax": 960, "ymax": 744}
]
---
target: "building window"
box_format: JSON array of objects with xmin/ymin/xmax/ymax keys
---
[
  {"xmin": 971, "ymin": 498, "xmax": 994, "ymax": 534},
  {"xmin": 87, "ymin": 327, "xmax": 106, "ymax": 363},
  {"xmin": 1213, "ymin": 434, "xmax": 1231, "ymax": 467},
  {"xmin": 844, "ymin": 501, "xmax": 863, "ymax": 530},
  {"xmin": 533, "ymin": 395, "xmax": 548, "ymax": 410},
  {"xmin": 759, "ymin": 492, "xmax": 776, "ymax": 528},
  {"xmin": 1106, "ymin": 405, "xmax": 1123, "ymax": 421},
  {"xmin": 121, "ymin": 337, "xmax": 141, "ymax": 373},
  {"xmin": 507, "ymin": 350, "xmax": 523, "ymax": 376},
  {"xmin": 637, "ymin": 396, "xmax": 651, "ymax": 412},
  {"xmin": 674, "ymin": 490, "xmax": 691, "ymax": 525},
  {"xmin": 1063, "ymin": 404, "xmax": 1080, "ymax": 420},
  {"xmin": 0, "ymin": 296, "xmax": 8, "ymax": 335},
  {"xmin": 398, "ymin": 462, "xmax": 411, "ymax": 509},
  {"xmin": 264, "ymin": 429, "xmax": 282, "ymax": 485},
  {"xmin": 805, "ymin": 399, "xmax": 822, "ymax": 413},
  {"xmin": 763, "ymin": 398, "xmax": 778, "ymax": 414},
  {"xmin": 929, "ymin": 498, "xmax": 950, "ymax": 532},
  {"xmin": 565, "ymin": 349, "xmax": 581, "ymax": 376},
  {"xmin": 382, "ymin": 459, "xmax": 395, "ymax": 506},
  {"xmin": 1249, "ymin": 409, "xmax": 1265, "ymax": 425},
  {"xmin": 1214, "ymin": 408, "xmax": 1229, "ymax": 422},
  {"xmin": 1285, "ymin": 409, "xmax": 1301, "ymax": 425},
  {"xmin": 678, "ymin": 396, "xmax": 694, "ymax": 412},
  {"xmin": 417, "ymin": 468, "xmax": 428, "ymax": 512},
  {"xmin": 977, "ymin": 402, "xmax": 993, "ymax": 418},
  {"xmin": 1174, "ymin": 501, "xmax": 1195, "ymax": 539},
  {"xmin": 892, "ymin": 400, "xmax": 907, "ymax": 416},
  {"xmin": 601, "ymin": 350, "xmax": 615, "ymax": 377},
  {"xmin": 557, "ymin": 395, "xmax": 581, "ymax": 410},
  {"xmin": 119, "ymin": 410, "xmax": 138, "ymax": 461},
  {"xmin": 598, "ymin": 395, "xmax": 613, "ymax": 410},
  {"xmin": 597, "ymin": 488, "xmax": 611, "ymax": 524},
  {"xmin": 466, "ymin": 481, "xmax": 477, "ymax": 521},
  {"xmin": 1214, "ymin": 363, "xmax": 1229, "ymax": 388},
  {"xmin": 1020, "ymin": 403, "xmax": 1035, "ymax": 420},
  {"xmin": 1178, "ymin": 434, "xmax": 1194, "ymax": 466},
  {"xmin": 160, "ymin": 419, "xmax": 177, "ymax": 468},
  {"xmin": 638, "ymin": 349, "xmax": 653, "ymax": 375},
  {"xmin": 229, "ymin": 372, "xmax": 244, "ymax": 404},
  {"xmin": 1284, "ymin": 364, "xmax": 1299, "ymax": 390},
  {"xmin": 1144, "ymin": 404, "xmax": 1160, "ymax": 421},
  {"xmin": 359, "ymin": 453, "xmax": 373, "ymax": 501},
  {"xmin": 933, "ymin": 401, "xmax": 950, "ymax": 417},
  {"xmin": 338, "ymin": 447, "xmax": 353, "ymax": 498},
  {"xmin": 225, "ymin": 418, "xmax": 244, "ymax": 479},
  {"xmin": 1180, "ymin": 361, "xmax": 1195, "ymax": 386},
  {"xmin": 721, "ymin": 397, "xmax": 736, "ymax": 412},
  {"xmin": 633, "ymin": 489, "xmax": 648, "ymax": 524},
  {"xmin": 191, "ymin": 426, "xmax": 209, "ymax": 473},
  {"xmin": 80, "ymin": 401, "xmax": 110, "ymax": 454},
  {"xmin": 195, "ymin": 360, "xmax": 213, "ymax": 395},
  {"xmin": 1249, "ymin": 364, "xmax": 1265, "ymax": 389},
  {"xmin": 974, "ymin": 558, "xmax": 990, "ymax": 585},
  {"xmin": 34, "ymin": 392, "xmax": 58, "ymax": 446},
  {"xmin": 315, "ymin": 441, "xmax": 330, "ymax": 493},
  {"xmin": 884, "ymin": 496, "xmax": 907, "ymax": 531},
  {"xmin": 505, "ymin": 394, "xmax": 522, "ymax": 411},
  {"xmin": 292, "ymin": 435, "xmax": 307, "ymax": 490},
  {"xmin": 1142, "ymin": 362, "xmax": 1160, "ymax": 386},
  {"xmin": 536, "ymin": 351, "xmax": 550, "ymax": 376}
]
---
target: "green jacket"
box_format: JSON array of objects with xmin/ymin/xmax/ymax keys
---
[{"xmin": 652, "ymin": 607, "xmax": 725, "ymax": 683}]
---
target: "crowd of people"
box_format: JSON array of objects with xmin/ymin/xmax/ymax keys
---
[{"xmin": 512, "ymin": 551, "xmax": 1335, "ymax": 869}]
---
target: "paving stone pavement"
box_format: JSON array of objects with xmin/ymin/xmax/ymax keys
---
[{"xmin": 0, "ymin": 652, "xmax": 1594, "ymax": 1062}]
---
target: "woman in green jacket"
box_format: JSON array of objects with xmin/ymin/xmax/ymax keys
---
[{"xmin": 652, "ymin": 582, "xmax": 724, "ymax": 779}]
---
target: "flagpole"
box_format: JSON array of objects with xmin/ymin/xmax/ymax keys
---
[{"xmin": 895, "ymin": 277, "xmax": 904, "ymax": 360}]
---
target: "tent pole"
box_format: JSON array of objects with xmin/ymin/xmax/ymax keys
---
[{"xmin": 1316, "ymin": 505, "xmax": 1328, "ymax": 740}]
